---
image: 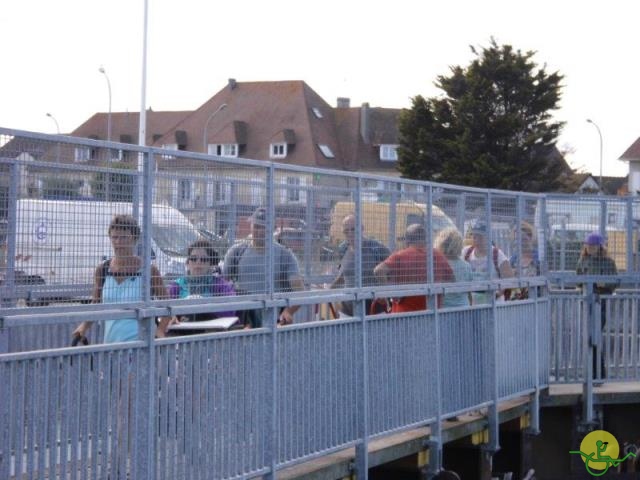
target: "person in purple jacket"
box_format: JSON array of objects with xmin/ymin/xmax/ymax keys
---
[{"xmin": 168, "ymin": 239, "xmax": 236, "ymax": 333}]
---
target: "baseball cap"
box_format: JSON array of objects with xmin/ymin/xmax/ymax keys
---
[
  {"xmin": 470, "ymin": 221, "xmax": 488, "ymax": 235},
  {"xmin": 585, "ymin": 232, "xmax": 604, "ymax": 246}
]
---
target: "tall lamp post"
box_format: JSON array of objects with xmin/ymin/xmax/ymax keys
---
[
  {"xmin": 46, "ymin": 113, "xmax": 61, "ymax": 162},
  {"xmin": 98, "ymin": 66, "xmax": 112, "ymax": 142},
  {"xmin": 46, "ymin": 112, "xmax": 60, "ymax": 134},
  {"xmin": 203, "ymin": 103, "xmax": 228, "ymax": 153},
  {"xmin": 586, "ymin": 119, "xmax": 603, "ymax": 193}
]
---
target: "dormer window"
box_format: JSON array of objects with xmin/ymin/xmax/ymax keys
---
[
  {"xmin": 208, "ymin": 143, "xmax": 238, "ymax": 157},
  {"xmin": 380, "ymin": 144, "xmax": 398, "ymax": 162},
  {"xmin": 318, "ymin": 144, "xmax": 334, "ymax": 158},
  {"xmin": 312, "ymin": 107, "xmax": 323, "ymax": 119},
  {"xmin": 270, "ymin": 143, "xmax": 287, "ymax": 159}
]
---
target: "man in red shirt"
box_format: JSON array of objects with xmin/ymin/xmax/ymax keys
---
[{"xmin": 374, "ymin": 223, "xmax": 454, "ymax": 313}]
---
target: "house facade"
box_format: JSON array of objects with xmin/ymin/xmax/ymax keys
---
[{"xmin": 68, "ymin": 80, "xmax": 403, "ymax": 233}]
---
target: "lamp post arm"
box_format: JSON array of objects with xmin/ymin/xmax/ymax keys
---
[
  {"xmin": 587, "ymin": 119, "xmax": 603, "ymax": 193},
  {"xmin": 203, "ymin": 103, "xmax": 228, "ymax": 153}
]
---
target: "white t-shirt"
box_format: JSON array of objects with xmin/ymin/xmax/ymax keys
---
[{"xmin": 462, "ymin": 245, "xmax": 509, "ymax": 304}]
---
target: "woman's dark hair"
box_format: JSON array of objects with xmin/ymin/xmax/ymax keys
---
[
  {"xmin": 187, "ymin": 239, "xmax": 219, "ymax": 265},
  {"xmin": 108, "ymin": 214, "xmax": 140, "ymax": 240}
]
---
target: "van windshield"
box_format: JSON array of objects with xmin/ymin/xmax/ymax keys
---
[{"xmin": 152, "ymin": 224, "xmax": 199, "ymax": 256}]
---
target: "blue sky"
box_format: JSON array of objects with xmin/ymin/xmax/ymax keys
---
[{"xmin": 2, "ymin": 0, "xmax": 638, "ymax": 177}]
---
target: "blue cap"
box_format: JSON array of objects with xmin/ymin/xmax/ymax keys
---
[{"xmin": 585, "ymin": 232, "xmax": 604, "ymax": 246}]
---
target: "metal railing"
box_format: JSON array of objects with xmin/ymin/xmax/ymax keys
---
[{"xmin": 0, "ymin": 128, "xmax": 638, "ymax": 478}]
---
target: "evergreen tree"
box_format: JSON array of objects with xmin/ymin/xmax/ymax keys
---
[{"xmin": 398, "ymin": 39, "xmax": 567, "ymax": 192}]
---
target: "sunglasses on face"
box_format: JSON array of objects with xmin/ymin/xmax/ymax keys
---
[{"xmin": 188, "ymin": 256, "xmax": 209, "ymax": 263}]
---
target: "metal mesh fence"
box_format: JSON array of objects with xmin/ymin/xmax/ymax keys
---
[{"xmin": 2, "ymin": 127, "xmax": 638, "ymax": 478}]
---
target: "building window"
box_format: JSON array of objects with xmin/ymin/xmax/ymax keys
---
[
  {"xmin": 110, "ymin": 149, "xmax": 124, "ymax": 162},
  {"xmin": 312, "ymin": 107, "xmax": 323, "ymax": 119},
  {"xmin": 380, "ymin": 144, "xmax": 398, "ymax": 161},
  {"xmin": 270, "ymin": 143, "xmax": 287, "ymax": 159},
  {"xmin": 318, "ymin": 144, "xmax": 334, "ymax": 158},
  {"xmin": 179, "ymin": 179, "xmax": 192, "ymax": 201},
  {"xmin": 215, "ymin": 181, "xmax": 230, "ymax": 202},
  {"xmin": 74, "ymin": 147, "xmax": 91, "ymax": 163},
  {"xmin": 161, "ymin": 143, "xmax": 178, "ymax": 160},
  {"xmin": 208, "ymin": 144, "xmax": 238, "ymax": 157},
  {"xmin": 286, "ymin": 176, "xmax": 300, "ymax": 202}
]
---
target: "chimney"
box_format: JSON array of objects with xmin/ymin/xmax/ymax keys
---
[
  {"xmin": 228, "ymin": 78, "xmax": 237, "ymax": 90},
  {"xmin": 337, "ymin": 97, "xmax": 350, "ymax": 108},
  {"xmin": 360, "ymin": 102, "xmax": 370, "ymax": 143}
]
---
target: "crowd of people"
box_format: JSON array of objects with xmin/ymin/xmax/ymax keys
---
[{"xmin": 72, "ymin": 208, "xmax": 614, "ymax": 345}]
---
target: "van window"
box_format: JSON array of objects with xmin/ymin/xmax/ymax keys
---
[{"xmin": 152, "ymin": 224, "xmax": 199, "ymax": 256}]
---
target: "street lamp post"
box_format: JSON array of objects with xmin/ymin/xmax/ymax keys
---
[
  {"xmin": 203, "ymin": 103, "xmax": 228, "ymax": 153},
  {"xmin": 46, "ymin": 112, "xmax": 60, "ymax": 134},
  {"xmin": 586, "ymin": 119, "xmax": 603, "ymax": 193},
  {"xmin": 98, "ymin": 66, "xmax": 112, "ymax": 142},
  {"xmin": 46, "ymin": 113, "xmax": 61, "ymax": 162}
]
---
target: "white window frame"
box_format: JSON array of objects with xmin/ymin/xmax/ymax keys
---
[
  {"xmin": 380, "ymin": 144, "xmax": 398, "ymax": 162},
  {"xmin": 110, "ymin": 148, "xmax": 124, "ymax": 162},
  {"xmin": 270, "ymin": 143, "xmax": 287, "ymax": 159},
  {"xmin": 161, "ymin": 143, "xmax": 178, "ymax": 160},
  {"xmin": 215, "ymin": 181, "xmax": 231, "ymax": 203},
  {"xmin": 312, "ymin": 107, "xmax": 323, "ymax": 119},
  {"xmin": 318, "ymin": 144, "xmax": 334, "ymax": 158},
  {"xmin": 208, "ymin": 143, "xmax": 238, "ymax": 157},
  {"xmin": 74, "ymin": 147, "xmax": 91, "ymax": 163},
  {"xmin": 286, "ymin": 176, "xmax": 301, "ymax": 202}
]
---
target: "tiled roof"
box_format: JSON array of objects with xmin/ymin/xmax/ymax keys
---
[
  {"xmin": 71, "ymin": 110, "xmax": 191, "ymax": 145},
  {"xmin": 619, "ymin": 137, "xmax": 640, "ymax": 162}
]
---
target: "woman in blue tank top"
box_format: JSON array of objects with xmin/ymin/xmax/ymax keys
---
[{"xmin": 72, "ymin": 214, "xmax": 170, "ymax": 343}]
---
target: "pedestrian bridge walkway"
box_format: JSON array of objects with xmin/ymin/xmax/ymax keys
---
[{"xmin": 2, "ymin": 128, "xmax": 640, "ymax": 479}]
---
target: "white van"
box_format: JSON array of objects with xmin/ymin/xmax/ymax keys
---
[{"xmin": 13, "ymin": 199, "xmax": 197, "ymax": 287}]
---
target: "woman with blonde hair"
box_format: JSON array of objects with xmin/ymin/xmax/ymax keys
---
[{"xmin": 435, "ymin": 227, "xmax": 473, "ymax": 307}]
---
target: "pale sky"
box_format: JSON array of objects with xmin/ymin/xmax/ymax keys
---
[{"xmin": 2, "ymin": 0, "xmax": 638, "ymax": 178}]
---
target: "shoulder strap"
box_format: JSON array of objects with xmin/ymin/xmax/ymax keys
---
[
  {"xmin": 99, "ymin": 259, "xmax": 111, "ymax": 290},
  {"xmin": 228, "ymin": 242, "xmax": 249, "ymax": 283},
  {"xmin": 492, "ymin": 246, "xmax": 501, "ymax": 278}
]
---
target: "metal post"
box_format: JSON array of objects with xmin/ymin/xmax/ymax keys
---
[
  {"xmin": 99, "ymin": 66, "xmax": 112, "ymax": 142},
  {"xmin": 46, "ymin": 113, "xmax": 61, "ymax": 162},
  {"xmin": 266, "ymin": 164, "xmax": 277, "ymax": 480},
  {"xmin": 354, "ymin": 177, "xmax": 369, "ymax": 479},
  {"xmin": 136, "ymin": 0, "xmax": 149, "ymax": 223},
  {"xmin": 582, "ymin": 282, "xmax": 596, "ymax": 426},
  {"xmin": 486, "ymin": 192, "xmax": 500, "ymax": 453}
]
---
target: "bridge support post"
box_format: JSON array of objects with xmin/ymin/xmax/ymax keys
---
[{"xmin": 423, "ymin": 436, "xmax": 442, "ymax": 479}]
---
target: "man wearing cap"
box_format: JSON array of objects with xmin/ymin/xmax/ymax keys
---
[
  {"xmin": 374, "ymin": 223, "xmax": 455, "ymax": 312},
  {"xmin": 462, "ymin": 220, "xmax": 513, "ymax": 304},
  {"xmin": 222, "ymin": 207, "xmax": 304, "ymax": 327}
]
